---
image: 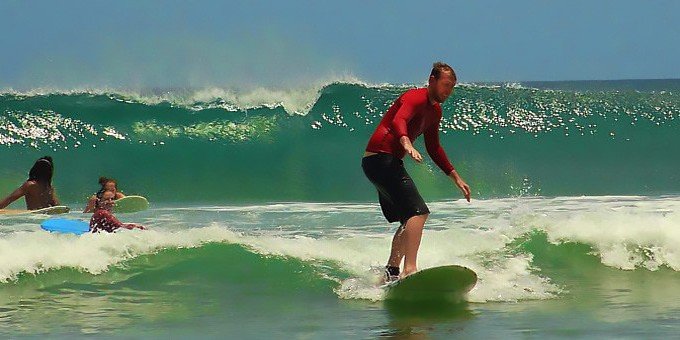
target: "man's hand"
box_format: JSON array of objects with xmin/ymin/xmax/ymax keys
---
[
  {"xmin": 400, "ymin": 136, "xmax": 423, "ymax": 163},
  {"xmin": 449, "ymin": 170, "xmax": 471, "ymax": 202},
  {"xmin": 405, "ymin": 145, "xmax": 423, "ymax": 163}
]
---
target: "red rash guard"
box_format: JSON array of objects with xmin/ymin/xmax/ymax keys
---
[
  {"xmin": 90, "ymin": 209, "xmax": 127, "ymax": 233},
  {"xmin": 365, "ymin": 88, "xmax": 455, "ymax": 175}
]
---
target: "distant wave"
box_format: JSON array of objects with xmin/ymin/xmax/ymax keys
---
[{"xmin": 0, "ymin": 80, "xmax": 678, "ymax": 201}]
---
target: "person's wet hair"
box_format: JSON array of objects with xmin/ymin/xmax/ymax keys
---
[{"xmin": 28, "ymin": 156, "xmax": 53, "ymax": 186}]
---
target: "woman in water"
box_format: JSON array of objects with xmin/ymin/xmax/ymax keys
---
[
  {"xmin": 83, "ymin": 177, "xmax": 125, "ymax": 213},
  {"xmin": 90, "ymin": 190, "xmax": 145, "ymax": 233},
  {"xmin": 0, "ymin": 156, "xmax": 61, "ymax": 210}
]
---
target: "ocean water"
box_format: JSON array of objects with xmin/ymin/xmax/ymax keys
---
[{"xmin": 0, "ymin": 79, "xmax": 679, "ymax": 338}]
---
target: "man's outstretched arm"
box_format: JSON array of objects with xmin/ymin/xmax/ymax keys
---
[{"xmin": 424, "ymin": 123, "xmax": 471, "ymax": 202}]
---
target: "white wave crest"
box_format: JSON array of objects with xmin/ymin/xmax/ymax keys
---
[{"xmin": 0, "ymin": 75, "xmax": 378, "ymax": 116}]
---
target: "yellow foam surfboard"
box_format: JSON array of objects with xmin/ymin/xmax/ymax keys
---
[
  {"xmin": 113, "ymin": 196, "xmax": 149, "ymax": 213},
  {"xmin": 0, "ymin": 206, "xmax": 70, "ymax": 215}
]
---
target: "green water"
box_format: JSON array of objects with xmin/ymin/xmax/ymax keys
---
[
  {"xmin": 0, "ymin": 80, "xmax": 679, "ymax": 338},
  {"xmin": 1, "ymin": 82, "xmax": 678, "ymax": 205}
]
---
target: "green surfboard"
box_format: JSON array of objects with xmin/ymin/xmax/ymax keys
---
[
  {"xmin": 112, "ymin": 196, "xmax": 149, "ymax": 213},
  {"xmin": 32, "ymin": 205, "xmax": 71, "ymax": 215},
  {"xmin": 0, "ymin": 205, "xmax": 70, "ymax": 215},
  {"xmin": 384, "ymin": 265, "xmax": 477, "ymax": 303}
]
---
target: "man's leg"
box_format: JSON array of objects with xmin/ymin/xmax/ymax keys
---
[
  {"xmin": 401, "ymin": 213, "xmax": 428, "ymax": 276},
  {"xmin": 386, "ymin": 222, "xmax": 407, "ymax": 268},
  {"xmin": 386, "ymin": 213, "xmax": 428, "ymax": 277}
]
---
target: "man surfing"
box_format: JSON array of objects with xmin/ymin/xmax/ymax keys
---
[{"xmin": 362, "ymin": 62, "xmax": 471, "ymax": 282}]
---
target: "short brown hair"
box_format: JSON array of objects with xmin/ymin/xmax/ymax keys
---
[{"xmin": 430, "ymin": 62, "xmax": 456, "ymax": 81}]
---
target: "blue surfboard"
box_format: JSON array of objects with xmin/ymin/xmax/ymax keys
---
[{"xmin": 41, "ymin": 218, "xmax": 90, "ymax": 235}]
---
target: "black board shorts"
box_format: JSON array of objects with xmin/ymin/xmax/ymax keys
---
[{"xmin": 362, "ymin": 153, "xmax": 430, "ymax": 224}]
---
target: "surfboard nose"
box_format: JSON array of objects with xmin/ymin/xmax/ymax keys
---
[{"xmin": 384, "ymin": 265, "xmax": 477, "ymax": 303}]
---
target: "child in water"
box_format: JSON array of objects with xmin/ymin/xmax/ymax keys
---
[
  {"xmin": 83, "ymin": 177, "xmax": 125, "ymax": 213},
  {"xmin": 90, "ymin": 190, "xmax": 145, "ymax": 233}
]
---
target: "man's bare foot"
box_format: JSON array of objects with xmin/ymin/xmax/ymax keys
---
[{"xmin": 401, "ymin": 267, "xmax": 418, "ymax": 278}]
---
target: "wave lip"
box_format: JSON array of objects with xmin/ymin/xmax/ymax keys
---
[
  {"xmin": 0, "ymin": 225, "xmax": 239, "ymax": 283},
  {"xmin": 537, "ymin": 198, "xmax": 680, "ymax": 271},
  {"xmin": 0, "ymin": 75, "xmax": 373, "ymax": 116}
]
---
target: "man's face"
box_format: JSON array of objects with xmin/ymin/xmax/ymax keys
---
[{"xmin": 429, "ymin": 71, "xmax": 456, "ymax": 103}]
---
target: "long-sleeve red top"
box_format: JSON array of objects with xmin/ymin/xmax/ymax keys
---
[{"xmin": 365, "ymin": 88, "xmax": 455, "ymax": 175}]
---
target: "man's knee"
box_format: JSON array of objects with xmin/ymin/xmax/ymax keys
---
[{"xmin": 406, "ymin": 213, "xmax": 428, "ymax": 223}]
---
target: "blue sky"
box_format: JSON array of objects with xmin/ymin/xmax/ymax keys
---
[{"xmin": 1, "ymin": 0, "xmax": 678, "ymax": 88}]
